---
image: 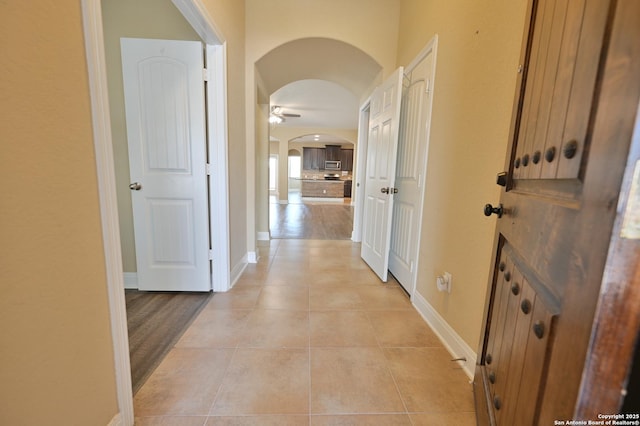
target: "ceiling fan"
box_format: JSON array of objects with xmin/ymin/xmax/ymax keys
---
[{"xmin": 269, "ymin": 105, "xmax": 301, "ymax": 124}]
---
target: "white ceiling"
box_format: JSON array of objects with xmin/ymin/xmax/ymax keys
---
[{"xmin": 270, "ymin": 79, "xmax": 360, "ymax": 130}]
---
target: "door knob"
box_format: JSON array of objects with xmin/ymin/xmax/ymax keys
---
[
  {"xmin": 129, "ymin": 182, "xmax": 142, "ymax": 191},
  {"xmin": 484, "ymin": 203, "xmax": 503, "ymax": 218},
  {"xmin": 381, "ymin": 187, "xmax": 389, "ymax": 194}
]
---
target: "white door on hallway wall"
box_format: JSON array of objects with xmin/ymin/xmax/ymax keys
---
[
  {"xmin": 389, "ymin": 45, "xmax": 436, "ymax": 295},
  {"xmin": 121, "ymin": 38, "xmax": 211, "ymax": 292},
  {"xmin": 361, "ymin": 67, "xmax": 404, "ymax": 282}
]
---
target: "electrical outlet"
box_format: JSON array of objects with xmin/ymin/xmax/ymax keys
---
[{"xmin": 436, "ymin": 272, "xmax": 452, "ymax": 293}]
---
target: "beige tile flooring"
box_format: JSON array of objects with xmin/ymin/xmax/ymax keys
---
[{"xmin": 134, "ymin": 240, "xmax": 475, "ymax": 425}]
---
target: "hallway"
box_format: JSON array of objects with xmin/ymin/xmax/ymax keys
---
[
  {"xmin": 269, "ymin": 193, "xmax": 354, "ymax": 240},
  {"xmin": 133, "ymin": 239, "xmax": 475, "ymax": 425}
]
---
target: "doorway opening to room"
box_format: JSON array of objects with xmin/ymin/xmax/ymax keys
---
[{"xmin": 268, "ymin": 132, "xmax": 355, "ymax": 240}]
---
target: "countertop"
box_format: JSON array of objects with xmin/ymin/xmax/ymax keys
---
[{"xmin": 300, "ymin": 179, "xmax": 345, "ymax": 183}]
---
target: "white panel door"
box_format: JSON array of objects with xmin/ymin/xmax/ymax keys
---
[
  {"xmin": 361, "ymin": 67, "xmax": 404, "ymax": 281},
  {"xmin": 121, "ymin": 38, "xmax": 210, "ymax": 292},
  {"xmin": 389, "ymin": 47, "xmax": 436, "ymax": 294}
]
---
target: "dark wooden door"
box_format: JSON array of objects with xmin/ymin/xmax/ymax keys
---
[{"xmin": 474, "ymin": 0, "xmax": 640, "ymax": 424}]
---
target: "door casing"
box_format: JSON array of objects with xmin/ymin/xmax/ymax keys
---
[{"xmin": 80, "ymin": 0, "xmax": 229, "ymax": 423}]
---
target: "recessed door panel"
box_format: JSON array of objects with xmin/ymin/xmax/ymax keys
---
[
  {"xmin": 474, "ymin": 0, "xmax": 636, "ymax": 422},
  {"xmin": 121, "ymin": 38, "xmax": 210, "ymax": 292},
  {"xmin": 361, "ymin": 67, "xmax": 404, "ymax": 281}
]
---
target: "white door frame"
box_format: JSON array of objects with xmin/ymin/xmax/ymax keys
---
[
  {"xmin": 352, "ymin": 97, "xmax": 371, "ymax": 242},
  {"xmin": 80, "ymin": 0, "xmax": 229, "ymax": 424}
]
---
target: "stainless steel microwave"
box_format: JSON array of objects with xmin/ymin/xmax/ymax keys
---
[{"xmin": 325, "ymin": 160, "xmax": 341, "ymax": 170}]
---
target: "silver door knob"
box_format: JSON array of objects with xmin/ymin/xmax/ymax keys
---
[{"xmin": 129, "ymin": 182, "xmax": 142, "ymax": 191}]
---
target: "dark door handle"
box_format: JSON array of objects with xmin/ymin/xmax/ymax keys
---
[{"xmin": 484, "ymin": 203, "xmax": 503, "ymax": 218}]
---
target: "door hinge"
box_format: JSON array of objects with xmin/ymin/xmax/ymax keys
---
[
  {"xmin": 206, "ymin": 163, "xmax": 212, "ymax": 175},
  {"xmin": 208, "ymin": 249, "xmax": 214, "ymax": 260},
  {"xmin": 203, "ymin": 68, "xmax": 209, "ymax": 81}
]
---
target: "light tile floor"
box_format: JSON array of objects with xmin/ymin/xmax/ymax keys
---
[{"xmin": 133, "ymin": 239, "xmax": 476, "ymax": 425}]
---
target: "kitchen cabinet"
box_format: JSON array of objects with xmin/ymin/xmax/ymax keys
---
[
  {"xmin": 301, "ymin": 180, "xmax": 344, "ymax": 198},
  {"xmin": 325, "ymin": 145, "xmax": 341, "ymax": 161},
  {"xmin": 303, "ymin": 147, "xmax": 326, "ymax": 170},
  {"xmin": 343, "ymin": 180, "xmax": 352, "ymax": 197},
  {"xmin": 340, "ymin": 149, "xmax": 354, "ymax": 171}
]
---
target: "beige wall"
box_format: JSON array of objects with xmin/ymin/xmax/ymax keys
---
[
  {"xmin": 101, "ymin": 0, "xmax": 201, "ymax": 273},
  {"xmin": 396, "ymin": 0, "xmax": 528, "ymax": 349},
  {"xmin": 0, "ymin": 1, "xmax": 119, "ymax": 424},
  {"xmin": 246, "ymin": 0, "xmax": 400, "ymax": 82}
]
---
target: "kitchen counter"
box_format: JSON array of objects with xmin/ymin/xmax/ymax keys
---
[{"xmin": 301, "ymin": 179, "xmax": 345, "ymax": 198}]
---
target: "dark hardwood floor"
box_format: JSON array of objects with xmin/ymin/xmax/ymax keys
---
[
  {"xmin": 269, "ymin": 192, "xmax": 354, "ymax": 239},
  {"xmin": 125, "ymin": 290, "xmax": 212, "ymax": 394}
]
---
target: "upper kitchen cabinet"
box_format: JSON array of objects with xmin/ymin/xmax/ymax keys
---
[
  {"xmin": 303, "ymin": 147, "xmax": 326, "ymax": 170},
  {"xmin": 340, "ymin": 149, "xmax": 354, "ymax": 171},
  {"xmin": 325, "ymin": 145, "xmax": 341, "ymax": 161}
]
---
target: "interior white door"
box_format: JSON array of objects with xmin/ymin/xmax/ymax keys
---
[
  {"xmin": 121, "ymin": 38, "xmax": 210, "ymax": 292},
  {"xmin": 389, "ymin": 47, "xmax": 436, "ymax": 294},
  {"xmin": 361, "ymin": 67, "xmax": 404, "ymax": 281}
]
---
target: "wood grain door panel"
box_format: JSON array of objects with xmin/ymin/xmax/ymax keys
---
[{"xmin": 475, "ymin": 0, "xmax": 640, "ymax": 423}]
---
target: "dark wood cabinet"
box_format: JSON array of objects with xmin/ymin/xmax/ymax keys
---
[
  {"xmin": 343, "ymin": 180, "xmax": 352, "ymax": 197},
  {"xmin": 317, "ymin": 148, "xmax": 326, "ymax": 169},
  {"xmin": 325, "ymin": 145, "xmax": 341, "ymax": 161},
  {"xmin": 303, "ymin": 147, "xmax": 326, "ymax": 170},
  {"xmin": 340, "ymin": 149, "xmax": 353, "ymax": 171},
  {"xmin": 302, "ymin": 148, "xmax": 313, "ymax": 169}
]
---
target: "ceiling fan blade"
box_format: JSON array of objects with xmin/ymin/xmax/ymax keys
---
[{"xmin": 281, "ymin": 113, "xmax": 301, "ymax": 117}]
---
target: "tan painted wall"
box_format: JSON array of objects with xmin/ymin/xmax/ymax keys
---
[
  {"xmin": 101, "ymin": 0, "xmax": 200, "ymax": 273},
  {"xmin": 0, "ymin": 1, "xmax": 119, "ymax": 424},
  {"xmin": 396, "ymin": 0, "xmax": 528, "ymax": 349},
  {"xmin": 246, "ymin": 0, "xmax": 400, "ymax": 82}
]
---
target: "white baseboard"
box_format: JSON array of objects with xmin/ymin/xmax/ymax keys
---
[
  {"xmin": 229, "ymin": 255, "xmax": 248, "ymax": 290},
  {"xmin": 412, "ymin": 291, "xmax": 477, "ymax": 380},
  {"xmin": 107, "ymin": 412, "xmax": 122, "ymax": 426},
  {"xmin": 247, "ymin": 250, "xmax": 259, "ymax": 264},
  {"xmin": 257, "ymin": 231, "xmax": 270, "ymax": 241},
  {"xmin": 123, "ymin": 272, "xmax": 137, "ymax": 289}
]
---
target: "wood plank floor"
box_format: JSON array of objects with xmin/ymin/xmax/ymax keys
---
[
  {"xmin": 269, "ymin": 192, "xmax": 353, "ymax": 239},
  {"xmin": 125, "ymin": 290, "xmax": 212, "ymax": 394}
]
